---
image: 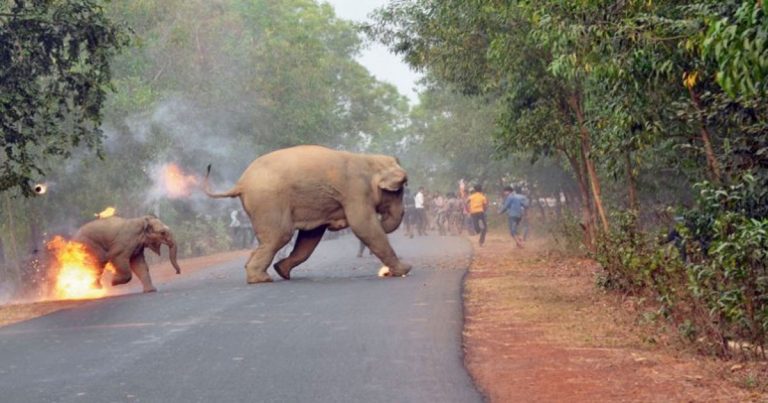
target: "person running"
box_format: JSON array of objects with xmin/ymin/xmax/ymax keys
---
[
  {"xmin": 499, "ymin": 186, "xmax": 529, "ymax": 248},
  {"xmin": 433, "ymin": 192, "xmax": 448, "ymax": 235},
  {"xmin": 466, "ymin": 185, "xmax": 489, "ymax": 246},
  {"xmin": 452, "ymin": 192, "xmax": 466, "ymax": 235}
]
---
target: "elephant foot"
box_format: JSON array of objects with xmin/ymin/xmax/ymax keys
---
[
  {"xmin": 273, "ymin": 263, "xmax": 291, "ymax": 280},
  {"xmin": 389, "ymin": 262, "xmax": 412, "ymax": 277},
  {"xmin": 143, "ymin": 286, "xmax": 158, "ymax": 293},
  {"xmin": 112, "ymin": 274, "xmax": 132, "ymax": 286},
  {"xmin": 246, "ymin": 272, "xmax": 273, "ymax": 284}
]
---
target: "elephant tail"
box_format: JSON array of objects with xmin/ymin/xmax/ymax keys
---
[{"xmin": 202, "ymin": 164, "xmax": 241, "ymax": 198}]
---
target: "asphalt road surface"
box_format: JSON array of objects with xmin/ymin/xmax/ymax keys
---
[{"xmin": 0, "ymin": 233, "xmax": 482, "ymax": 403}]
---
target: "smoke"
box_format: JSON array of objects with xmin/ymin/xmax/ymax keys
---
[
  {"xmin": 110, "ymin": 97, "xmax": 251, "ymax": 171},
  {"xmin": 0, "ymin": 281, "xmax": 13, "ymax": 305},
  {"xmin": 100, "ymin": 97, "xmax": 260, "ymax": 218}
]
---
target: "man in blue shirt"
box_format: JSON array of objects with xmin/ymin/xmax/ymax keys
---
[{"xmin": 499, "ymin": 186, "xmax": 529, "ymax": 248}]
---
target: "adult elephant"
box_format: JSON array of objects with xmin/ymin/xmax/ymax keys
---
[
  {"xmin": 74, "ymin": 215, "xmax": 181, "ymax": 293},
  {"xmin": 204, "ymin": 145, "xmax": 410, "ymax": 283}
]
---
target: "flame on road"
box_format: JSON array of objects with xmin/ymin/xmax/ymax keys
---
[
  {"xmin": 96, "ymin": 206, "xmax": 116, "ymax": 219},
  {"xmin": 159, "ymin": 163, "xmax": 199, "ymax": 198},
  {"xmin": 47, "ymin": 236, "xmax": 106, "ymax": 300},
  {"xmin": 34, "ymin": 183, "xmax": 48, "ymax": 195}
]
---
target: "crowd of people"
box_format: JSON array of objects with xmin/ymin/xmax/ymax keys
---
[{"xmin": 400, "ymin": 182, "xmax": 530, "ymax": 247}]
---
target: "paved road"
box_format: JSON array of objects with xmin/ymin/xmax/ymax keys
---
[{"xmin": 0, "ymin": 234, "xmax": 481, "ymax": 403}]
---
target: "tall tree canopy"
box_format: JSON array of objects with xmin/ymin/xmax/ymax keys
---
[{"xmin": 0, "ymin": 0, "xmax": 128, "ymax": 195}]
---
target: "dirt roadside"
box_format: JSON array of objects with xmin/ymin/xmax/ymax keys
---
[
  {"xmin": 462, "ymin": 232, "xmax": 767, "ymax": 402},
  {"xmin": 0, "ymin": 249, "xmax": 249, "ymax": 327}
]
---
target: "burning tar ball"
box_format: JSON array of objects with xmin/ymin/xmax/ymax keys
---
[
  {"xmin": 33, "ymin": 183, "xmax": 48, "ymax": 195},
  {"xmin": 377, "ymin": 266, "xmax": 407, "ymax": 278}
]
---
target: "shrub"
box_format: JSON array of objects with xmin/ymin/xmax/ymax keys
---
[{"xmin": 595, "ymin": 174, "xmax": 768, "ymax": 357}]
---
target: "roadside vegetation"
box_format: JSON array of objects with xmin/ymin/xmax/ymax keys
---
[
  {"xmin": 367, "ymin": 0, "xmax": 768, "ymax": 359},
  {"xmin": 2, "ymin": 0, "xmax": 768, "ymax": 365}
]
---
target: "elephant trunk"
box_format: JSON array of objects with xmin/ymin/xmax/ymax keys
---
[
  {"xmin": 166, "ymin": 234, "xmax": 181, "ymax": 274},
  {"xmin": 380, "ymin": 199, "xmax": 405, "ymax": 234}
]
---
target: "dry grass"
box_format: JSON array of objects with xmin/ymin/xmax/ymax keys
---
[{"xmin": 463, "ymin": 232, "xmax": 764, "ymax": 402}]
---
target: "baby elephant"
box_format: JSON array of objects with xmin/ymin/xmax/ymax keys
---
[{"xmin": 74, "ymin": 215, "xmax": 181, "ymax": 293}]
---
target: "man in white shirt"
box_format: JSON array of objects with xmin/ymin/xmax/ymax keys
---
[
  {"xmin": 230, "ymin": 210, "xmax": 245, "ymax": 248},
  {"xmin": 414, "ymin": 187, "xmax": 427, "ymax": 236}
]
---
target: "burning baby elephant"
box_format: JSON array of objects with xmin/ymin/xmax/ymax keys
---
[
  {"xmin": 74, "ymin": 215, "xmax": 181, "ymax": 293},
  {"xmin": 204, "ymin": 145, "xmax": 411, "ymax": 283}
]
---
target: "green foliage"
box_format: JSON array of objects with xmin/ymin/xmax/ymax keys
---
[
  {"xmin": 1, "ymin": 0, "xmax": 414, "ymax": 293},
  {"xmin": 403, "ymin": 82, "xmax": 507, "ymax": 189},
  {"xmin": 0, "ymin": 0, "xmax": 129, "ymax": 196},
  {"xmin": 547, "ymin": 209, "xmax": 584, "ymax": 252},
  {"xmin": 682, "ymin": 175, "xmax": 768, "ymax": 355},
  {"xmin": 596, "ymin": 175, "xmax": 768, "ymax": 356},
  {"xmin": 172, "ymin": 216, "xmax": 231, "ymax": 258},
  {"xmin": 594, "ymin": 211, "xmax": 649, "ymax": 292},
  {"xmin": 702, "ymin": 0, "xmax": 768, "ymax": 99},
  {"xmin": 372, "ymin": 2, "xmax": 768, "ymax": 357},
  {"xmin": 105, "ymin": 0, "xmax": 409, "ymax": 150}
]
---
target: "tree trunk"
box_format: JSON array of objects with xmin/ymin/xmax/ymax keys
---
[
  {"xmin": 687, "ymin": 87, "xmax": 722, "ymax": 182},
  {"xmin": 569, "ymin": 93, "xmax": 610, "ymax": 233},
  {"xmin": 563, "ymin": 149, "xmax": 595, "ymax": 251}
]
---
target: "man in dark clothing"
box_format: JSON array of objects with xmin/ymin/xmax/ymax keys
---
[{"xmin": 499, "ymin": 186, "xmax": 529, "ymax": 248}]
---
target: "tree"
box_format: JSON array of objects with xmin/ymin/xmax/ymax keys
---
[
  {"xmin": 367, "ymin": 0, "xmax": 611, "ymax": 245},
  {"xmin": 0, "ymin": 0, "xmax": 128, "ymax": 196}
]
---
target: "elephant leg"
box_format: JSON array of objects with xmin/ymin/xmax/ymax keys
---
[
  {"xmin": 273, "ymin": 226, "xmax": 326, "ymax": 280},
  {"xmin": 244, "ymin": 231, "xmax": 293, "ymax": 284},
  {"xmin": 130, "ymin": 254, "xmax": 157, "ymax": 293},
  {"xmin": 345, "ymin": 204, "xmax": 412, "ymax": 276},
  {"xmin": 110, "ymin": 256, "xmax": 133, "ymax": 286},
  {"xmin": 92, "ymin": 259, "xmax": 107, "ymax": 289}
]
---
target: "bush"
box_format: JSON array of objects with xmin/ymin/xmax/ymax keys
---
[
  {"xmin": 548, "ymin": 209, "xmax": 585, "ymax": 252},
  {"xmin": 681, "ymin": 174, "xmax": 768, "ymax": 357},
  {"xmin": 595, "ymin": 174, "xmax": 768, "ymax": 357},
  {"xmin": 172, "ymin": 215, "xmax": 231, "ymax": 258}
]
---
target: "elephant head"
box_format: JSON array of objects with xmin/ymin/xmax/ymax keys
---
[
  {"xmin": 142, "ymin": 216, "xmax": 181, "ymax": 274},
  {"xmin": 373, "ymin": 161, "xmax": 408, "ymax": 233}
]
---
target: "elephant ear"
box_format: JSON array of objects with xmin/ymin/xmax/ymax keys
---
[
  {"xmin": 143, "ymin": 216, "xmax": 163, "ymax": 256},
  {"xmin": 377, "ymin": 166, "xmax": 407, "ymax": 192}
]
